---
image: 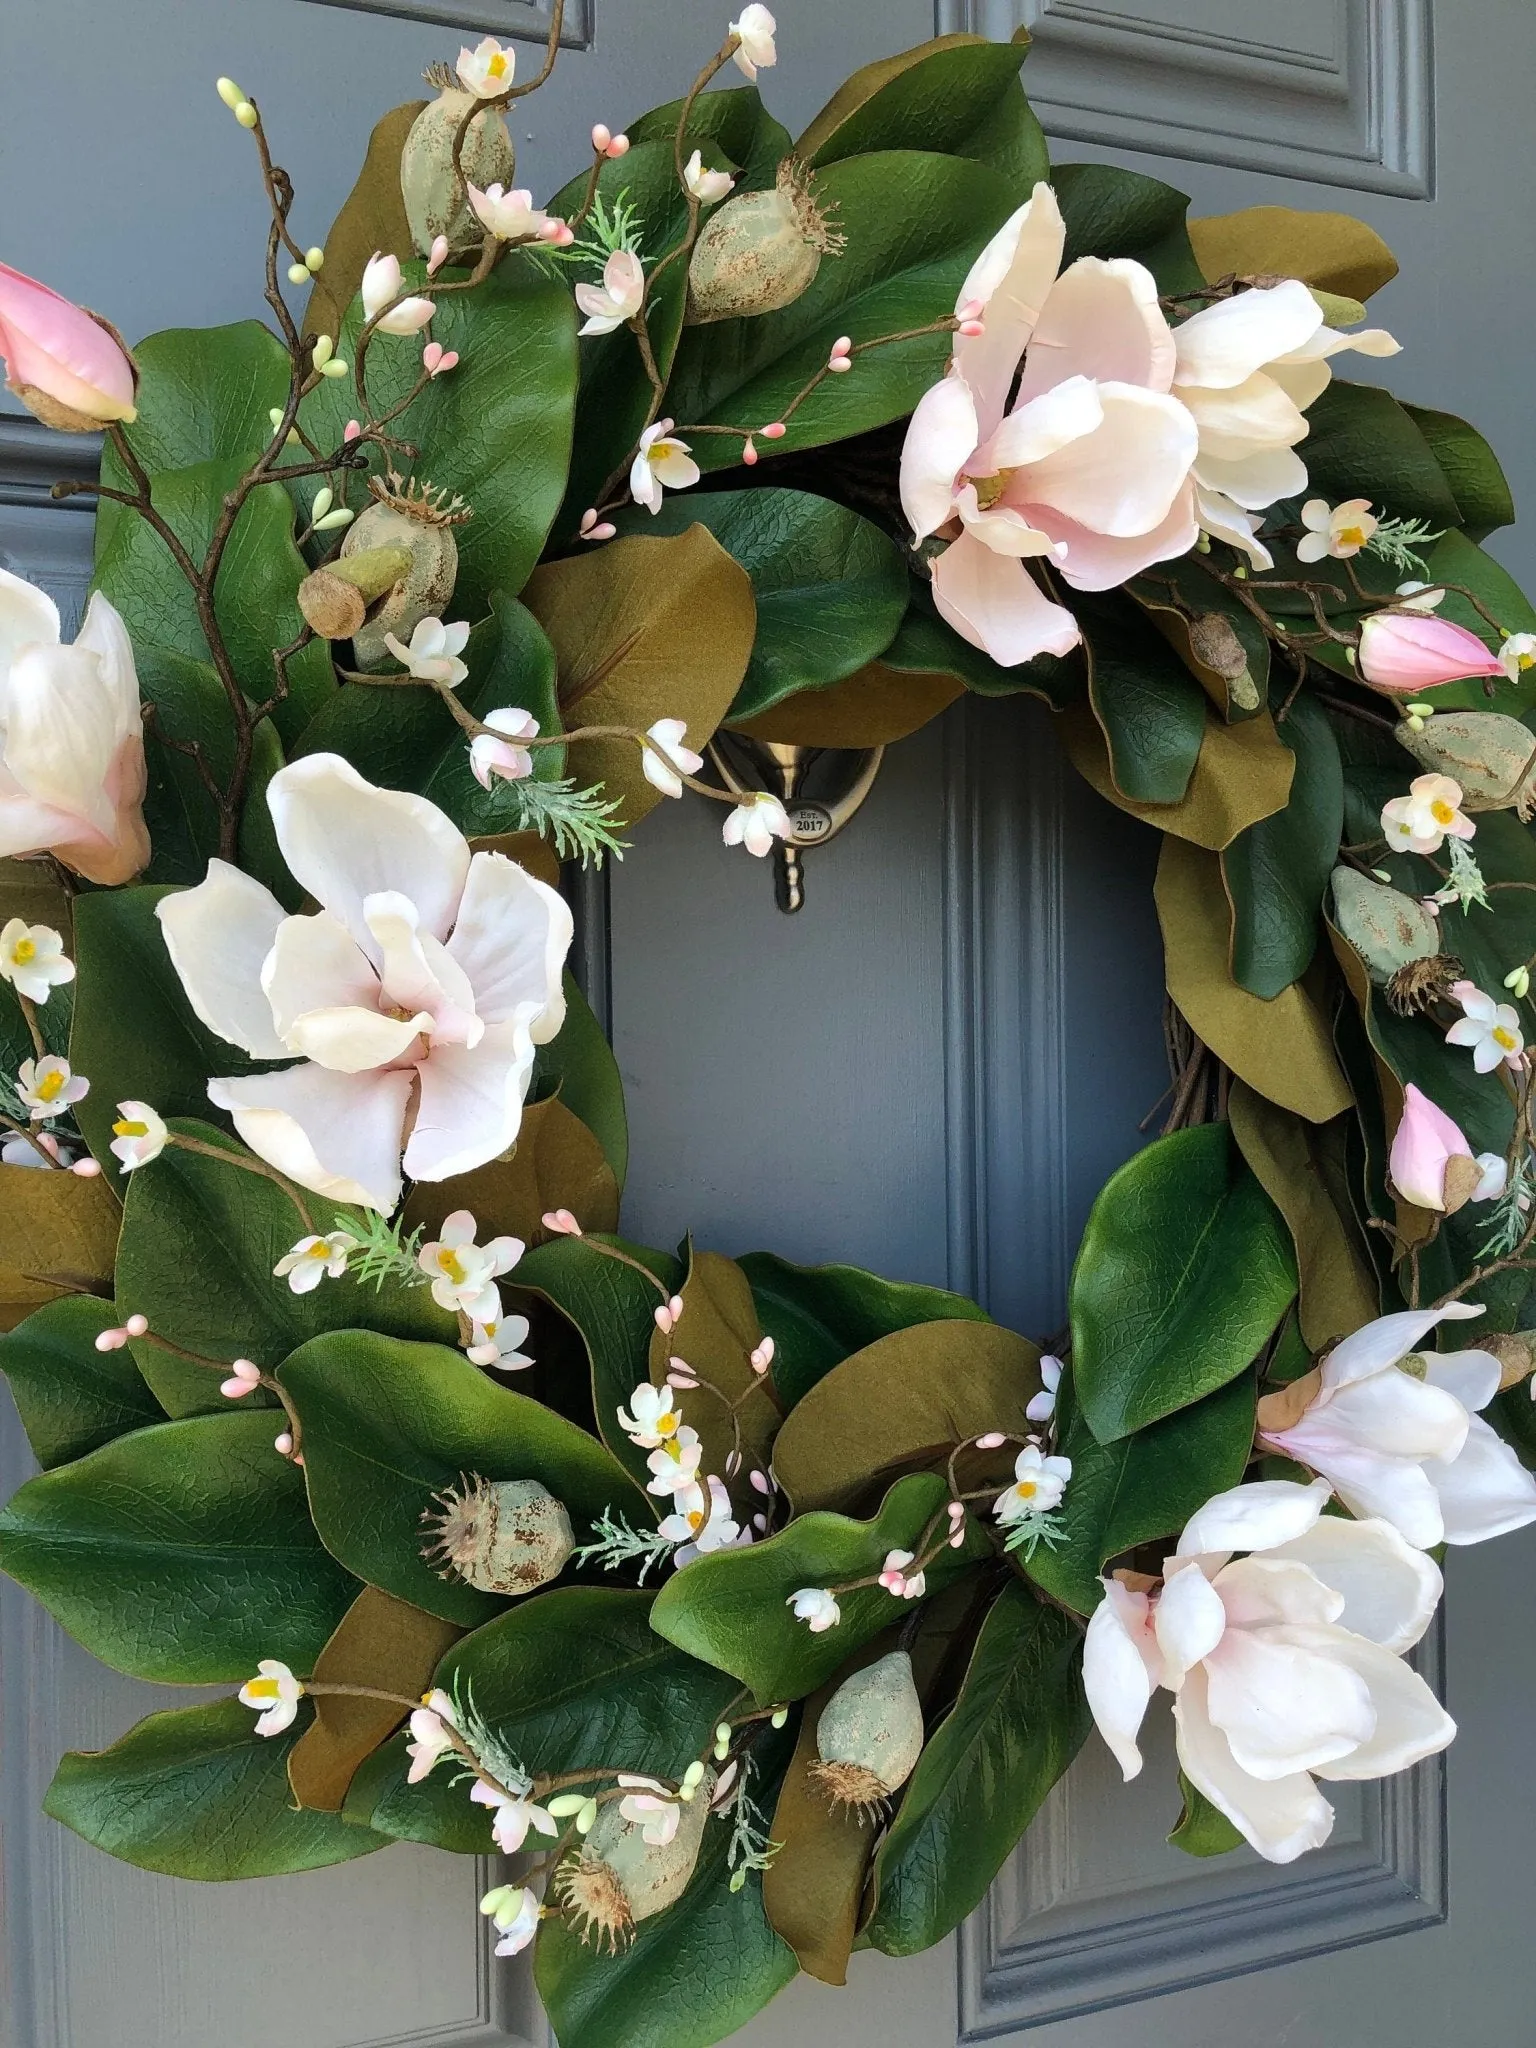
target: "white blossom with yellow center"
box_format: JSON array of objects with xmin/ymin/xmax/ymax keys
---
[
  {"xmin": 618, "ymin": 1381, "xmax": 686, "ymax": 1448},
  {"xmin": 273, "ymin": 1229, "xmax": 362, "ymax": 1295},
  {"xmin": 994, "ymin": 1443, "xmax": 1072, "ymax": 1526},
  {"xmin": 1380, "ymin": 772, "xmax": 1476, "ymax": 856},
  {"xmin": 0, "ymin": 918, "xmax": 73, "ymax": 1003},
  {"xmin": 456, "ymin": 35, "xmax": 515, "ymax": 96},
  {"xmin": 1297, "ymin": 496, "xmax": 1379, "ymax": 562},
  {"xmin": 16, "ymin": 1053, "xmax": 87, "ymax": 1121},
  {"xmin": 1445, "ymin": 981, "xmax": 1526, "ymax": 1072},
  {"xmin": 238, "ymin": 1659, "xmax": 305, "ymax": 1737}
]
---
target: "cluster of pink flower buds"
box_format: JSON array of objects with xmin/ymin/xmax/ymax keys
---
[
  {"xmin": 221, "ymin": 1358, "xmax": 263, "ymax": 1399},
  {"xmin": 577, "ymin": 510, "xmax": 615, "ymax": 543},
  {"xmin": 946, "ymin": 1498, "xmax": 968, "ymax": 1548},
  {"xmin": 827, "ymin": 335, "xmax": 853, "ymax": 373},
  {"xmin": 94, "ymin": 1313, "xmax": 149, "ymax": 1353},
  {"xmin": 422, "ymin": 341, "xmax": 459, "ymax": 378},
  {"xmin": 591, "ymin": 124, "xmax": 631, "ymax": 159},
  {"xmin": 956, "ymin": 296, "xmax": 986, "ymax": 338},
  {"xmin": 653, "ymin": 1293, "xmax": 687, "ymax": 1335}
]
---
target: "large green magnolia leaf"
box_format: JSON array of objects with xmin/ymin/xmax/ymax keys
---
[
  {"xmin": 0, "ymin": 1294, "xmax": 164, "ymax": 1470},
  {"xmin": 738, "ymin": 1250, "xmax": 990, "ymax": 1409},
  {"xmin": 1054, "ymin": 161, "xmax": 1203, "ymax": 293},
  {"xmin": 1402, "ymin": 403, "xmax": 1515, "ymax": 539},
  {"xmin": 0, "ymin": 1411, "xmax": 357, "ymax": 1681},
  {"xmin": 278, "ymin": 1331, "xmax": 637, "ymax": 1626},
  {"xmin": 1024, "ymin": 1368, "xmax": 1257, "ymax": 1614},
  {"xmin": 115, "ymin": 1120, "xmax": 451, "ymax": 1415},
  {"xmin": 103, "ymin": 321, "xmax": 291, "ymax": 477},
  {"xmin": 45, "ymin": 1699, "xmax": 387, "ymax": 1878},
  {"xmin": 1168, "ymin": 1771, "xmax": 1245, "ymax": 1857},
  {"xmin": 1079, "ymin": 591, "xmax": 1208, "ymax": 804},
  {"xmin": 1301, "ymin": 381, "xmax": 1462, "ymax": 529},
  {"xmin": 613, "ymin": 490, "xmax": 907, "ymax": 722},
  {"xmin": 796, "ymin": 32, "xmax": 1046, "ymax": 193},
  {"xmin": 626, "ymin": 83, "xmax": 789, "ymax": 187},
  {"xmin": 1071, "ymin": 1123, "xmax": 1297, "ymax": 1442},
  {"xmin": 343, "ymin": 1730, "xmax": 491, "ymax": 1851},
  {"xmin": 1222, "ymin": 693, "xmax": 1343, "ymax": 998},
  {"xmin": 299, "ymin": 250, "xmax": 578, "ymax": 619},
  {"xmin": 665, "ymin": 152, "xmax": 1020, "ymax": 471},
  {"xmin": 650, "ymin": 1472, "xmax": 985, "ymax": 1702},
  {"xmin": 305, "ymin": 100, "xmax": 426, "ymax": 341},
  {"xmin": 531, "ymin": 974, "xmax": 629, "ymax": 1190},
  {"xmin": 771, "ymin": 1321, "xmax": 1040, "ymax": 1514},
  {"xmin": 865, "ymin": 1580, "xmax": 1090, "ymax": 1955}
]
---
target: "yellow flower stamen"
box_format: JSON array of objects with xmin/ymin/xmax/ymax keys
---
[
  {"xmin": 35, "ymin": 1069, "xmax": 65, "ymax": 1102},
  {"xmin": 1430, "ymin": 800, "xmax": 1456, "ymax": 825},
  {"xmin": 1494, "ymin": 1027, "xmax": 1519, "ymax": 1051},
  {"xmin": 245, "ymin": 1677, "xmax": 282, "ymax": 1702},
  {"xmin": 487, "ymin": 51, "xmax": 509, "ymax": 77},
  {"xmin": 113, "ymin": 1119, "xmax": 148, "ymax": 1139},
  {"xmin": 1338, "ymin": 524, "xmax": 1367, "ymax": 548},
  {"xmin": 436, "ymin": 1249, "xmax": 468, "ymax": 1284},
  {"xmin": 12, "ymin": 937, "xmax": 35, "ymax": 964},
  {"xmin": 1015, "ymin": 1477, "xmax": 1038, "ymax": 1500}
]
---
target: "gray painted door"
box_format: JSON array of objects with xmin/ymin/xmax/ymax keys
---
[{"xmin": 4, "ymin": 2, "xmax": 1535, "ymax": 2044}]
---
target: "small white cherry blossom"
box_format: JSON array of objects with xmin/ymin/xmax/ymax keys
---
[
  {"xmin": 630, "ymin": 419, "xmax": 700, "ymax": 513},
  {"xmin": 465, "ymin": 1311, "xmax": 533, "ymax": 1370},
  {"xmin": 647, "ymin": 1422, "xmax": 704, "ymax": 1498},
  {"xmin": 384, "ymin": 616, "xmax": 471, "ymax": 686},
  {"xmin": 470, "ymin": 1777, "xmax": 558, "ymax": 1854},
  {"xmin": 683, "ymin": 150, "xmax": 736, "ymax": 204},
  {"xmin": 1381, "ymin": 773, "xmax": 1476, "ymax": 856},
  {"xmin": 467, "ymin": 183, "xmax": 551, "ymax": 243},
  {"xmin": 406, "ymin": 1690, "xmax": 459, "ymax": 1781},
  {"xmin": 0, "ymin": 919, "xmax": 73, "ymax": 1003},
  {"xmin": 659, "ymin": 1474, "xmax": 746, "ymax": 1563},
  {"xmin": 878, "ymin": 1547, "xmax": 926, "ymax": 1599},
  {"xmin": 273, "ymin": 1229, "xmax": 361, "ymax": 1294},
  {"xmin": 480, "ymin": 1884, "xmax": 541, "ymax": 1958},
  {"xmin": 109, "ymin": 1099, "xmax": 167, "ymax": 1170},
  {"xmin": 618, "ymin": 1381, "xmax": 685, "ymax": 1448},
  {"xmin": 575, "ymin": 249, "xmax": 645, "ymax": 336},
  {"xmin": 730, "ymin": 4, "xmax": 777, "ymax": 79},
  {"xmin": 1027, "ymin": 1354, "xmax": 1063, "ymax": 1423},
  {"xmin": 1498, "ymin": 632, "xmax": 1536, "ymax": 681},
  {"xmin": 787, "ymin": 1585, "xmax": 840, "ymax": 1632},
  {"xmin": 1445, "ymin": 981, "xmax": 1525, "ymax": 1072},
  {"xmin": 16, "ymin": 1054, "xmax": 87, "ymax": 1121},
  {"xmin": 457, "ymin": 35, "xmax": 515, "ymax": 95},
  {"xmin": 994, "ymin": 1444, "xmax": 1072, "ymax": 1525},
  {"xmin": 617, "ymin": 1775, "xmax": 683, "ymax": 1845},
  {"xmin": 641, "ymin": 718, "xmax": 704, "ymax": 800},
  {"xmin": 722, "ymin": 791, "xmax": 790, "ymax": 858},
  {"xmin": 361, "ymin": 252, "xmax": 435, "ymax": 336},
  {"xmin": 1297, "ymin": 497, "xmax": 1378, "ymax": 563},
  {"xmin": 1395, "ymin": 581, "xmax": 1445, "ymax": 613},
  {"xmin": 469, "ymin": 708, "xmax": 539, "ymax": 788},
  {"xmin": 416, "ymin": 1209, "xmax": 523, "ymax": 1320},
  {"xmin": 239, "ymin": 1659, "xmax": 304, "ymax": 1736}
]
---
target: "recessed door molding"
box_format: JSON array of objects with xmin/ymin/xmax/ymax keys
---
[{"xmin": 297, "ymin": 0, "xmax": 592, "ymax": 51}]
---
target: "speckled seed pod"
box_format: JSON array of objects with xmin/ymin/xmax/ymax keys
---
[
  {"xmin": 555, "ymin": 1773, "xmax": 713, "ymax": 1951},
  {"xmin": 400, "ymin": 83, "xmax": 514, "ymax": 257},
  {"xmin": 810, "ymin": 1651, "xmax": 924, "ymax": 1817},
  {"xmin": 421, "ymin": 1476, "xmax": 574, "ymax": 1594},
  {"xmin": 686, "ymin": 158, "xmax": 845, "ymax": 325},
  {"xmin": 340, "ymin": 478, "xmax": 465, "ymax": 669},
  {"xmin": 1398, "ymin": 712, "xmax": 1536, "ymax": 814}
]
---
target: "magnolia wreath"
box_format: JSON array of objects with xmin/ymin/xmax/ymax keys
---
[{"xmin": 3, "ymin": 10, "xmax": 1536, "ymax": 2045}]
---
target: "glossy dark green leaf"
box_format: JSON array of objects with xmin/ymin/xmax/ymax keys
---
[
  {"xmin": 1222, "ymin": 692, "xmax": 1343, "ymax": 997},
  {"xmin": 878, "ymin": 588, "xmax": 1086, "ymax": 708},
  {"xmin": 626, "ymin": 84, "xmax": 790, "ymax": 188},
  {"xmin": 45, "ymin": 1698, "xmax": 388, "ymax": 1878},
  {"xmin": 1168, "ymin": 1771, "xmax": 1245, "ymax": 1857},
  {"xmin": 104, "ymin": 321, "xmax": 292, "ymax": 476},
  {"xmin": 1080, "ymin": 591, "xmax": 1208, "ymax": 804},
  {"xmin": 1402, "ymin": 402, "xmax": 1515, "ymax": 539},
  {"xmin": 650, "ymin": 1473, "xmax": 985, "ymax": 1702},
  {"xmin": 865, "ymin": 1580, "xmax": 1089, "ymax": 1954},
  {"xmin": 279, "ymin": 1331, "xmax": 637, "ymax": 1626},
  {"xmin": 0, "ymin": 1294, "xmax": 164, "ymax": 1469},
  {"xmin": 1071, "ymin": 1123, "xmax": 1297, "ymax": 1441},
  {"xmin": 0, "ymin": 1410, "xmax": 356, "ymax": 1681},
  {"xmin": 532, "ymin": 975, "xmax": 629, "ymax": 1190},
  {"xmin": 613, "ymin": 489, "xmax": 908, "ymax": 721},
  {"xmin": 115, "ymin": 1120, "xmax": 451, "ymax": 1415},
  {"xmin": 342, "ymin": 1729, "xmax": 491, "ymax": 1851},
  {"xmin": 1054, "ymin": 161, "xmax": 1203, "ymax": 293},
  {"xmin": 1301, "ymin": 381, "xmax": 1462, "ymax": 530},
  {"xmin": 738, "ymin": 1250, "xmax": 990, "ymax": 1408}
]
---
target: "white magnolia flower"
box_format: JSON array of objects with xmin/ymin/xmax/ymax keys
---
[
  {"xmin": 0, "ymin": 568, "xmax": 148, "ymax": 884},
  {"xmin": 1027, "ymin": 1353, "xmax": 1063, "ymax": 1424},
  {"xmin": 575, "ymin": 249, "xmax": 645, "ymax": 336},
  {"xmin": 457, "ymin": 35, "xmax": 515, "ymax": 96},
  {"xmin": 417, "ymin": 1209, "xmax": 523, "ymax": 1321},
  {"xmin": 647, "ymin": 1422, "xmax": 704, "ymax": 1498},
  {"xmin": 722, "ymin": 791, "xmax": 790, "ymax": 858},
  {"xmin": 659, "ymin": 1474, "xmax": 746, "ymax": 1564},
  {"xmin": 1297, "ymin": 496, "xmax": 1379, "ymax": 563},
  {"xmin": 470, "ymin": 1777, "xmax": 558, "ymax": 1854},
  {"xmin": 993, "ymin": 1443, "xmax": 1072, "ymax": 1525},
  {"xmin": 0, "ymin": 919, "xmax": 73, "ymax": 1003},
  {"xmin": 465, "ymin": 1311, "xmax": 533, "ymax": 1370},
  {"xmin": 1170, "ymin": 282, "xmax": 1398, "ymax": 568},
  {"xmin": 157, "ymin": 755, "xmax": 572, "ymax": 1212},
  {"xmin": 1445, "ymin": 981, "xmax": 1525, "ymax": 1072},
  {"xmin": 787, "ymin": 1585, "xmax": 840, "ymax": 1632},
  {"xmin": 361, "ymin": 252, "xmax": 435, "ymax": 336},
  {"xmin": 683, "ymin": 150, "xmax": 735, "ymax": 204},
  {"xmin": 481, "ymin": 1883, "xmax": 541, "ymax": 1958},
  {"xmin": 641, "ymin": 718, "xmax": 703, "ymax": 800},
  {"xmin": 1259, "ymin": 1304, "xmax": 1536, "ymax": 1549},
  {"xmin": 1083, "ymin": 1480, "xmax": 1453, "ymax": 1863},
  {"xmin": 1498, "ymin": 631, "xmax": 1536, "ymax": 681},
  {"xmin": 617, "ymin": 1775, "xmax": 683, "ymax": 1845},
  {"xmin": 467, "ymin": 183, "xmax": 550, "ymax": 243},
  {"xmin": 730, "ymin": 4, "xmax": 777, "ymax": 79},
  {"xmin": 109, "ymin": 1099, "xmax": 167, "ymax": 1170},
  {"xmin": 16, "ymin": 1053, "xmax": 86, "ymax": 1121},
  {"xmin": 468, "ymin": 707, "xmax": 539, "ymax": 789},
  {"xmin": 1380, "ymin": 773, "xmax": 1475, "ymax": 855},
  {"xmin": 406, "ymin": 1690, "xmax": 459, "ymax": 1781},
  {"xmin": 618, "ymin": 1381, "xmax": 686, "ymax": 1448},
  {"xmin": 630, "ymin": 418, "xmax": 699, "ymax": 514},
  {"xmin": 384, "ymin": 616, "xmax": 471, "ymax": 686},
  {"xmin": 273, "ymin": 1229, "xmax": 361, "ymax": 1294},
  {"xmin": 239, "ymin": 1658, "xmax": 305, "ymax": 1737}
]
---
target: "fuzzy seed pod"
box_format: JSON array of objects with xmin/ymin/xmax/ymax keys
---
[
  {"xmin": 1397, "ymin": 712, "xmax": 1536, "ymax": 816},
  {"xmin": 421, "ymin": 1475, "xmax": 574, "ymax": 1594},
  {"xmin": 340, "ymin": 474, "xmax": 468, "ymax": 668},
  {"xmin": 1331, "ymin": 868, "xmax": 1442, "ymax": 985},
  {"xmin": 555, "ymin": 1773, "xmax": 713, "ymax": 1951},
  {"xmin": 400, "ymin": 79, "xmax": 514, "ymax": 258},
  {"xmin": 687, "ymin": 158, "xmax": 845, "ymax": 325},
  {"xmin": 810, "ymin": 1651, "xmax": 924, "ymax": 1817}
]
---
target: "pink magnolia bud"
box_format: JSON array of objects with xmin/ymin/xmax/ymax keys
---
[
  {"xmin": 94, "ymin": 1327, "xmax": 129, "ymax": 1353},
  {"xmin": 1358, "ymin": 611, "xmax": 1504, "ymax": 692},
  {"xmin": 1387, "ymin": 1082, "xmax": 1502, "ymax": 1212},
  {"xmin": 742, "ymin": 436, "xmax": 759, "ymax": 465},
  {"xmin": 0, "ymin": 263, "xmax": 138, "ymax": 431},
  {"xmin": 124, "ymin": 1313, "xmax": 149, "ymax": 1337},
  {"xmin": 761, "ymin": 422, "xmax": 786, "ymax": 440},
  {"xmin": 606, "ymin": 134, "xmax": 630, "ymax": 159},
  {"xmin": 653, "ymin": 1303, "xmax": 674, "ymax": 1334},
  {"xmin": 343, "ymin": 418, "xmax": 362, "ymax": 442},
  {"xmin": 542, "ymin": 1207, "xmax": 582, "ymax": 1235},
  {"xmin": 274, "ymin": 1431, "xmax": 295, "ymax": 1456},
  {"xmin": 958, "ymin": 317, "xmax": 985, "ymax": 338},
  {"xmin": 70, "ymin": 1156, "xmax": 102, "ymax": 1176},
  {"xmin": 427, "ymin": 234, "xmax": 451, "ymax": 276},
  {"xmin": 974, "ymin": 1430, "xmax": 1006, "ymax": 1449}
]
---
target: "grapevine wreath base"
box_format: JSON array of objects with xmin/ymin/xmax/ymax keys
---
[{"xmin": 4, "ymin": 10, "xmax": 1536, "ymax": 2046}]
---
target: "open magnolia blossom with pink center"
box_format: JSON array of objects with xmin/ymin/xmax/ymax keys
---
[
  {"xmin": 1083, "ymin": 1479, "xmax": 1453, "ymax": 1862},
  {"xmin": 0, "ymin": 568, "xmax": 148, "ymax": 885},
  {"xmin": 1388, "ymin": 1083, "xmax": 1505, "ymax": 1212},
  {"xmin": 901, "ymin": 182, "xmax": 1201, "ymax": 667},
  {"xmin": 156, "ymin": 754, "xmax": 572, "ymax": 1212},
  {"xmin": 0, "ymin": 261, "xmax": 138, "ymax": 431},
  {"xmin": 1257, "ymin": 1305, "xmax": 1536, "ymax": 1548}
]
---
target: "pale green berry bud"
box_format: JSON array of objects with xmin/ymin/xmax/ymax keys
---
[
  {"xmin": 1507, "ymin": 966, "xmax": 1531, "ymax": 999},
  {"xmin": 681, "ymin": 1760, "xmax": 706, "ymax": 1791},
  {"xmin": 576, "ymin": 1797, "xmax": 598, "ymax": 1834},
  {"xmin": 268, "ymin": 408, "xmax": 285, "ymax": 429},
  {"xmin": 314, "ymin": 507, "xmax": 355, "ymax": 532},
  {"xmin": 312, "ymin": 334, "xmax": 334, "ymax": 367},
  {"xmin": 287, "ymin": 262, "xmax": 309, "ymax": 285},
  {"xmin": 311, "ymin": 487, "xmax": 334, "ymax": 521},
  {"xmin": 320, "ymin": 358, "xmax": 350, "ymax": 380},
  {"xmin": 235, "ymin": 102, "xmax": 259, "ymax": 129},
  {"xmin": 305, "ymin": 246, "xmax": 325, "ymax": 272},
  {"xmin": 729, "ymin": 1868, "xmax": 747, "ymax": 1892},
  {"xmin": 216, "ymin": 77, "xmax": 246, "ymax": 109},
  {"xmin": 546, "ymin": 1792, "xmax": 589, "ymax": 1819},
  {"xmin": 770, "ymin": 1706, "xmax": 788, "ymax": 1729}
]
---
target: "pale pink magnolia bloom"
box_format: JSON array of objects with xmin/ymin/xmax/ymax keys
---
[
  {"xmin": 1388, "ymin": 1083, "xmax": 1505, "ymax": 1212},
  {"xmin": 0, "ymin": 569, "xmax": 148, "ymax": 884},
  {"xmin": 1083, "ymin": 1479, "xmax": 1453, "ymax": 1862},
  {"xmin": 422, "ymin": 342, "xmax": 459, "ymax": 378},
  {"xmin": 900, "ymin": 182, "xmax": 1199, "ymax": 667},
  {"xmin": 1358, "ymin": 611, "xmax": 1503, "ymax": 691},
  {"xmin": 575, "ymin": 249, "xmax": 645, "ymax": 336},
  {"xmin": 361, "ymin": 252, "xmax": 434, "ymax": 336},
  {"xmin": 406, "ymin": 1690, "xmax": 459, "ymax": 1781},
  {"xmin": 469, "ymin": 707, "xmax": 539, "ymax": 788},
  {"xmin": 630, "ymin": 420, "xmax": 698, "ymax": 513},
  {"xmin": 0, "ymin": 262, "xmax": 137, "ymax": 430},
  {"xmin": 658, "ymin": 1474, "xmax": 746, "ymax": 1563},
  {"xmin": 157, "ymin": 756, "xmax": 571, "ymax": 1213},
  {"xmin": 1258, "ymin": 1306, "xmax": 1536, "ymax": 1549},
  {"xmin": 641, "ymin": 717, "xmax": 702, "ymax": 799},
  {"xmin": 467, "ymin": 183, "xmax": 551, "ymax": 244}
]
